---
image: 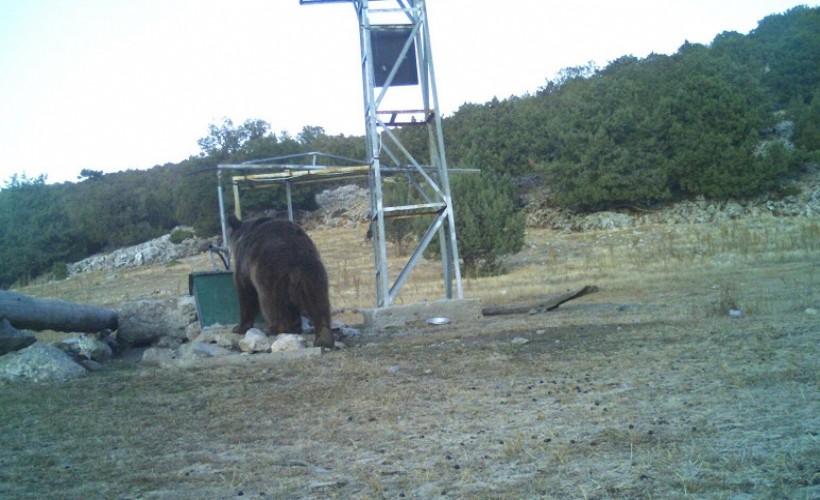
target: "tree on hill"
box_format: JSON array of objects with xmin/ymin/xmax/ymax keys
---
[{"xmin": 0, "ymin": 175, "xmax": 78, "ymax": 287}]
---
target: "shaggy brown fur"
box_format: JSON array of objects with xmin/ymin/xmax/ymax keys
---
[{"xmin": 227, "ymin": 215, "xmax": 334, "ymax": 348}]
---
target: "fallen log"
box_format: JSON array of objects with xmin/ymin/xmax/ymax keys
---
[
  {"xmin": 0, "ymin": 290, "xmax": 118, "ymax": 333},
  {"xmin": 481, "ymin": 285, "xmax": 599, "ymax": 316}
]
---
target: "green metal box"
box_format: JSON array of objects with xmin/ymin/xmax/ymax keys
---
[{"xmin": 188, "ymin": 271, "xmax": 242, "ymax": 328}]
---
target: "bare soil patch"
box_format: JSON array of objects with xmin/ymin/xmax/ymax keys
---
[{"xmin": 2, "ymin": 217, "xmax": 818, "ymax": 498}]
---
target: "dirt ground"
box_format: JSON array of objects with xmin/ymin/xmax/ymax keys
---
[{"xmin": 1, "ymin": 217, "xmax": 818, "ymax": 499}]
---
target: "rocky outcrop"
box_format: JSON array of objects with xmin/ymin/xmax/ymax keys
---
[
  {"xmin": 307, "ymin": 184, "xmax": 370, "ymax": 229},
  {"xmin": 525, "ymin": 166, "xmax": 819, "ymax": 231},
  {"xmin": 67, "ymin": 230, "xmax": 215, "ymax": 275}
]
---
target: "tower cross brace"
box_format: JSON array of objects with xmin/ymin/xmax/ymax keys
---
[{"xmin": 302, "ymin": 0, "xmax": 463, "ymax": 308}]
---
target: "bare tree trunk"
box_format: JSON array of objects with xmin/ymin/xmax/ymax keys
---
[
  {"xmin": 481, "ymin": 286, "xmax": 599, "ymax": 316},
  {"xmin": 0, "ymin": 290, "xmax": 118, "ymax": 333}
]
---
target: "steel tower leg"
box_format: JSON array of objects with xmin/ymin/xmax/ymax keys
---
[{"xmin": 354, "ymin": 0, "xmax": 462, "ymax": 308}]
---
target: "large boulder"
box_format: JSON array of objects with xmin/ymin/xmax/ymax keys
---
[
  {"xmin": 0, "ymin": 318, "xmax": 37, "ymax": 355},
  {"xmin": 117, "ymin": 296, "xmax": 197, "ymax": 346},
  {"xmin": 0, "ymin": 342, "xmax": 86, "ymax": 383}
]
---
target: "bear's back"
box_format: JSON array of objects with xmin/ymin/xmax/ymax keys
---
[{"xmin": 235, "ymin": 218, "xmax": 322, "ymax": 266}]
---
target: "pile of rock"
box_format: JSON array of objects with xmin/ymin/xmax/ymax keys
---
[
  {"xmin": 140, "ymin": 328, "xmax": 326, "ymax": 369},
  {"xmin": 1, "ymin": 293, "xmax": 357, "ymax": 383},
  {"xmin": 67, "ymin": 228, "xmax": 216, "ymax": 275}
]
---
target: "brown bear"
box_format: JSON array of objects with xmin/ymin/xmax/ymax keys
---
[{"xmin": 227, "ymin": 214, "xmax": 334, "ymax": 348}]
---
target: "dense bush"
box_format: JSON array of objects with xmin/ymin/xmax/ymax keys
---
[{"xmin": 426, "ymin": 172, "xmax": 525, "ymax": 277}]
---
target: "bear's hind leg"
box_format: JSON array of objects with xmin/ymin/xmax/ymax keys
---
[
  {"xmin": 234, "ymin": 278, "xmax": 260, "ymax": 335},
  {"xmin": 256, "ymin": 289, "xmax": 302, "ymax": 336},
  {"xmin": 305, "ymin": 300, "xmax": 333, "ymax": 348},
  {"xmin": 288, "ymin": 271, "xmax": 334, "ymax": 349}
]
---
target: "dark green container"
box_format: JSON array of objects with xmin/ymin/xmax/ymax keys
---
[{"xmin": 188, "ymin": 271, "xmax": 242, "ymax": 328}]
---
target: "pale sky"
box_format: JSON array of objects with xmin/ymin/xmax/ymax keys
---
[{"xmin": 0, "ymin": 0, "xmax": 810, "ymax": 184}]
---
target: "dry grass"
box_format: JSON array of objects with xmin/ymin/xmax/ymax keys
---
[{"xmin": 2, "ymin": 216, "xmax": 819, "ymax": 498}]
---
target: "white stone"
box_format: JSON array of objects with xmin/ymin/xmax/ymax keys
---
[
  {"xmin": 239, "ymin": 328, "xmax": 272, "ymax": 353},
  {"xmin": 270, "ymin": 334, "xmax": 306, "ymax": 352}
]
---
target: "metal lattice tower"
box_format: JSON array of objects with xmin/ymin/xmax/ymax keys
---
[{"xmin": 302, "ymin": 0, "xmax": 463, "ymax": 308}]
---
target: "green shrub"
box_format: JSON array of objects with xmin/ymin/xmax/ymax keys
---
[
  {"xmin": 426, "ymin": 171, "xmax": 525, "ymax": 277},
  {"xmin": 170, "ymin": 228, "xmax": 195, "ymax": 244},
  {"xmin": 50, "ymin": 262, "xmax": 69, "ymax": 281}
]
